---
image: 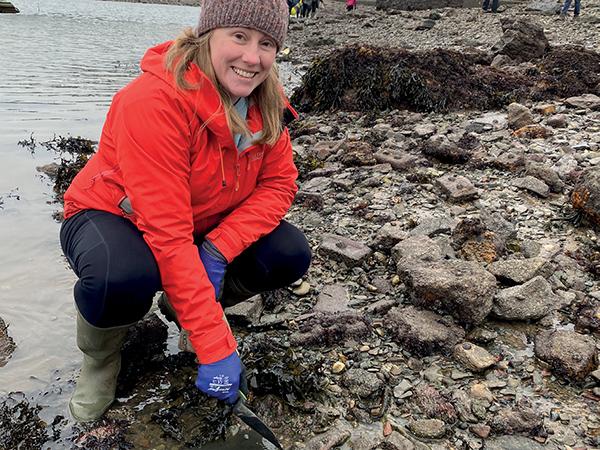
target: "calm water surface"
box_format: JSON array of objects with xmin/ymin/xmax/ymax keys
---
[{"xmin": 0, "ymin": 1, "xmax": 291, "ymax": 448}]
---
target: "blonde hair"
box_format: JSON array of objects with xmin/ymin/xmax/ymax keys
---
[{"xmin": 165, "ymin": 28, "xmax": 285, "ymax": 146}]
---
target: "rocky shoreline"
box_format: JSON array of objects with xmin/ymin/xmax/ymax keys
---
[{"xmin": 3, "ymin": 1, "xmax": 600, "ymax": 449}]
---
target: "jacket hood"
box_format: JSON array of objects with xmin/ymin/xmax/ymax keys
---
[{"xmin": 140, "ymin": 41, "xmax": 236, "ymax": 145}]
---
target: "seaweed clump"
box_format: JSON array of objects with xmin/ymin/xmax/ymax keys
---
[
  {"xmin": 291, "ymin": 45, "xmax": 528, "ymax": 113},
  {"xmin": 151, "ymin": 387, "xmax": 231, "ymax": 447},
  {"xmin": 291, "ymin": 45, "xmax": 600, "ymax": 114},
  {"xmin": 116, "ymin": 314, "xmax": 168, "ymax": 397},
  {"xmin": 0, "ymin": 393, "xmax": 48, "ymax": 450},
  {"xmin": 239, "ymin": 332, "xmax": 327, "ymax": 403},
  {"xmin": 534, "ymin": 46, "xmax": 600, "ymax": 100},
  {"xmin": 72, "ymin": 418, "xmax": 133, "ymax": 450},
  {"xmin": 18, "ymin": 134, "xmax": 96, "ymax": 204}
]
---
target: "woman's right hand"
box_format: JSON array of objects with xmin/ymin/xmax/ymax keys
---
[{"xmin": 195, "ymin": 351, "xmax": 242, "ymax": 404}]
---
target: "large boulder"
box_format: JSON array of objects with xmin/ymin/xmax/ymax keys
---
[
  {"xmin": 492, "ymin": 18, "xmax": 549, "ymax": 62},
  {"xmin": 565, "ymin": 93, "xmax": 600, "ymax": 110},
  {"xmin": 534, "ymin": 330, "xmax": 598, "ymax": 381},
  {"xmin": 404, "ymin": 260, "xmax": 497, "ymax": 325},
  {"xmin": 384, "ymin": 306, "xmax": 465, "ymax": 356},
  {"xmin": 492, "ymin": 276, "xmax": 559, "ymax": 320}
]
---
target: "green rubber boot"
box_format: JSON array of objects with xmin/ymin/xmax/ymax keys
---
[{"xmin": 69, "ymin": 313, "xmax": 132, "ymax": 422}]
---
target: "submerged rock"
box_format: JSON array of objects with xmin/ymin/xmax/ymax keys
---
[
  {"xmin": 489, "ymin": 401, "xmax": 544, "ymax": 435},
  {"xmin": 0, "ymin": 316, "xmax": 15, "ymax": 368}
]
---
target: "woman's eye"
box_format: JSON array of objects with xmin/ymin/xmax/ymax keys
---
[
  {"xmin": 261, "ymin": 40, "xmax": 275, "ymax": 48},
  {"xmin": 233, "ymin": 33, "xmax": 245, "ymax": 40}
]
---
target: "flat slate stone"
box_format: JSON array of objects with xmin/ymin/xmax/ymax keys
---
[
  {"xmin": 320, "ymin": 234, "xmax": 372, "ymax": 267},
  {"xmin": 224, "ymin": 295, "xmax": 263, "ymax": 326},
  {"xmin": 374, "ymin": 148, "xmax": 420, "ymax": 171},
  {"xmin": 314, "ymin": 284, "xmax": 351, "ymax": 313},
  {"xmin": 487, "ymin": 257, "xmax": 552, "ymax": 284},
  {"xmin": 436, "ymin": 174, "xmax": 478, "ymax": 202},
  {"xmin": 565, "ymin": 93, "xmax": 600, "ymax": 110}
]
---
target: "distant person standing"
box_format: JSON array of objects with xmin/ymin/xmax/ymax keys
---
[
  {"xmin": 482, "ymin": 0, "xmax": 499, "ymax": 13},
  {"xmin": 559, "ymin": 0, "xmax": 580, "ymax": 19},
  {"xmin": 310, "ymin": 0, "xmax": 324, "ymax": 18},
  {"xmin": 302, "ymin": 0, "xmax": 313, "ymax": 17},
  {"xmin": 346, "ymin": 0, "xmax": 356, "ymax": 12},
  {"xmin": 288, "ymin": 0, "xmax": 300, "ymax": 17}
]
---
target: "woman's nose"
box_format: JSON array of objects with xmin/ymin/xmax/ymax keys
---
[{"xmin": 242, "ymin": 45, "xmax": 261, "ymax": 66}]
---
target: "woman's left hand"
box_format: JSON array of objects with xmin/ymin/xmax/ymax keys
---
[{"xmin": 199, "ymin": 240, "xmax": 227, "ymax": 300}]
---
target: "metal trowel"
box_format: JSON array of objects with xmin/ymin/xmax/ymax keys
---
[{"xmin": 232, "ymin": 391, "xmax": 283, "ymax": 450}]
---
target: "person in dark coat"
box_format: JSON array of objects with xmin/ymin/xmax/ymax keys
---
[{"xmin": 482, "ymin": 0, "xmax": 499, "ymax": 13}]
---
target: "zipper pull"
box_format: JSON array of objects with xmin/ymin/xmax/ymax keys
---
[{"xmin": 235, "ymin": 163, "xmax": 240, "ymax": 192}]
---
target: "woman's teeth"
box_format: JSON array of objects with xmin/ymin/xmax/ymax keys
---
[{"xmin": 232, "ymin": 67, "xmax": 256, "ymax": 78}]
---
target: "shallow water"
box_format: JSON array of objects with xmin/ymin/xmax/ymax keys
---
[{"xmin": 0, "ymin": 1, "xmax": 292, "ymax": 447}]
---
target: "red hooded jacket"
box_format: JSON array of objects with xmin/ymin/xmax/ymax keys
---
[{"xmin": 63, "ymin": 41, "xmax": 299, "ymax": 364}]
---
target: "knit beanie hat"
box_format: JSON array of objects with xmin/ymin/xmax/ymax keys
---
[{"xmin": 196, "ymin": 0, "xmax": 288, "ymax": 50}]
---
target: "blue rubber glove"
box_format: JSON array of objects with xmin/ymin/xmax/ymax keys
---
[
  {"xmin": 199, "ymin": 239, "xmax": 227, "ymax": 300},
  {"xmin": 196, "ymin": 352, "xmax": 242, "ymax": 404}
]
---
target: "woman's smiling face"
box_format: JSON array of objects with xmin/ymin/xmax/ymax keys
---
[{"xmin": 209, "ymin": 27, "xmax": 277, "ymax": 102}]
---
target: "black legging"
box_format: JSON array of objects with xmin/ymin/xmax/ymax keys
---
[{"xmin": 60, "ymin": 210, "xmax": 311, "ymax": 328}]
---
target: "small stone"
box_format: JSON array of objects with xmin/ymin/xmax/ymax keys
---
[
  {"xmin": 390, "ymin": 364, "xmax": 402, "ymax": 376},
  {"xmin": 409, "ymin": 419, "xmax": 446, "ymax": 439},
  {"xmin": 393, "ymin": 379, "xmax": 413, "ymax": 398},
  {"xmin": 451, "ymin": 369, "xmax": 472, "ymax": 380},
  {"xmin": 470, "ymin": 383, "xmax": 494, "ymax": 402},
  {"xmin": 327, "ymin": 384, "xmax": 342, "ymax": 394},
  {"xmin": 470, "ymin": 424, "xmax": 491, "ymax": 439},
  {"xmin": 534, "ymin": 104, "xmax": 556, "ymax": 115},
  {"xmin": 292, "ymin": 280, "xmax": 311, "ymax": 296},
  {"xmin": 454, "ymin": 342, "xmax": 497, "ymax": 372},
  {"xmin": 383, "ymin": 421, "xmax": 393, "ymax": 437},
  {"xmin": 332, "ymin": 361, "xmax": 346, "ymax": 374}
]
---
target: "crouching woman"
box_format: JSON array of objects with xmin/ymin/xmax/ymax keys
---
[{"xmin": 59, "ymin": 0, "xmax": 310, "ymax": 422}]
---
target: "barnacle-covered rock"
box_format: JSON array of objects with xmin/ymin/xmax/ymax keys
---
[{"xmin": 571, "ymin": 169, "xmax": 600, "ymax": 227}]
